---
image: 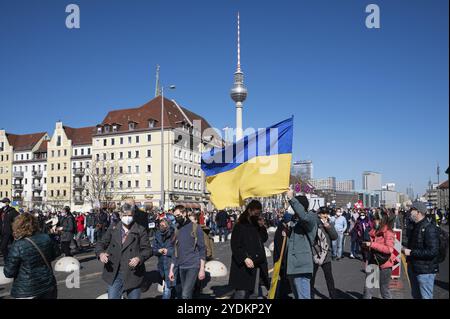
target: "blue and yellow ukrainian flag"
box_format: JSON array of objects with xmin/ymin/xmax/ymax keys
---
[{"xmin": 201, "ymin": 117, "xmax": 293, "ymax": 209}]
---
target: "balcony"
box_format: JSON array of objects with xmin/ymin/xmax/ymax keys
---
[
  {"xmin": 32, "ymin": 170, "xmax": 43, "ymax": 179},
  {"xmin": 32, "ymin": 184, "xmax": 43, "ymax": 192},
  {"xmin": 32, "ymin": 196, "xmax": 43, "ymax": 203},
  {"xmin": 73, "ymin": 182, "xmax": 85, "ymax": 190},
  {"xmin": 13, "ymin": 171, "xmax": 24, "ymax": 179},
  {"xmin": 13, "ymin": 183, "xmax": 24, "ymax": 190},
  {"xmin": 74, "ymin": 197, "xmax": 84, "ymax": 205},
  {"xmin": 73, "ymin": 168, "xmax": 85, "ymax": 176}
]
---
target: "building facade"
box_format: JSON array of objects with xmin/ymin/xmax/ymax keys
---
[
  {"xmin": 310, "ymin": 177, "xmax": 336, "ymax": 191},
  {"xmin": 336, "ymin": 180, "xmax": 355, "ymax": 192},
  {"xmin": 362, "ymin": 171, "xmax": 382, "ymax": 191}
]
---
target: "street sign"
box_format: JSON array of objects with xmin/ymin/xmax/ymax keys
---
[{"xmin": 392, "ymin": 228, "xmax": 402, "ymax": 278}]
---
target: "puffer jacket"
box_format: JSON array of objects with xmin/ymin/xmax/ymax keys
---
[
  {"xmin": 3, "ymin": 233, "xmax": 61, "ymax": 298},
  {"xmin": 406, "ymin": 218, "xmax": 440, "ymax": 274},
  {"xmin": 368, "ymin": 226, "xmax": 395, "ymax": 269}
]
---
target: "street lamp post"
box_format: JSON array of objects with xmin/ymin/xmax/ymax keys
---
[{"xmin": 160, "ymin": 85, "xmax": 176, "ymax": 211}]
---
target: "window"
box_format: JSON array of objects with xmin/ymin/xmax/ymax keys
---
[
  {"xmin": 174, "ymin": 180, "xmax": 177, "ymax": 189},
  {"xmin": 135, "ymin": 180, "xmax": 139, "ymax": 188},
  {"xmin": 189, "ymin": 168, "xmax": 192, "ymax": 176},
  {"xmin": 174, "ymin": 165, "xmax": 178, "ymax": 173},
  {"xmin": 135, "ymin": 166, "xmax": 139, "ymax": 174},
  {"xmin": 57, "ymin": 163, "xmax": 61, "ymax": 170},
  {"xmin": 135, "ymin": 151, "xmax": 139, "ymax": 158},
  {"xmin": 103, "ymin": 167, "xmax": 107, "ymax": 175},
  {"xmin": 63, "ymin": 176, "xmax": 67, "ymax": 183},
  {"xmin": 88, "ymin": 148, "xmax": 91, "ymax": 155},
  {"xmin": 147, "ymin": 149, "xmax": 151, "ymax": 158},
  {"xmin": 119, "ymin": 181, "xmax": 123, "ymax": 189},
  {"xmin": 119, "ymin": 166, "xmax": 123, "ymax": 174},
  {"xmin": 111, "ymin": 138, "xmax": 115, "ymax": 146},
  {"xmin": 64, "ymin": 150, "xmax": 67, "ymax": 156},
  {"xmin": 111, "ymin": 153, "xmax": 115, "ymax": 160},
  {"xmin": 74, "ymin": 149, "xmax": 78, "ymax": 156},
  {"xmin": 128, "ymin": 181, "xmax": 132, "ymax": 188},
  {"xmin": 97, "ymin": 127, "xmax": 102, "ymax": 134},
  {"xmin": 128, "ymin": 166, "xmax": 132, "ymax": 174},
  {"xmin": 179, "ymin": 180, "xmax": 182, "ymax": 189},
  {"xmin": 103, "ymin": 139, "xmax": 107, "ymax": 147},
  {"xmin": 111, "ymin": 167, "xmax": 114, "ymax": 174},
  {"xmin": 104, "ymin": 125, "xmax": 110, "ymax": 133},
  {"xmin": 128, "ymin": 151, "xmax": 132, "ymax": 159},
  {"xmin": 148, "ymin": 120, "xmax": 156, "ymax": 128},
  {"xmin": 189, "ymin": 182, "xmax": 192, "ymax": 190},
  {"xmin": 57, "ymin": 136, "xmax": 61, "ymax": 146},
  {"xmin": 96, "ymin": 154, "xmax": 100, "ymax": 161},
  {"xmin": 51, "ymin": 164, "xmax": 54, "ymax": 171},
  {"xmin": 147, "ymin": 180, "xmax": 151, "ymax": 188},
  {"xmin": 51, "ymin": 177, "xmax": 54, "ymax": 183},
  {"xmin": 184, "ymin": 181, "xmax": 187, "ymax": 189},
  {"xmin": 57, "ymin": 177, "xmax": 61, "ymax": 183},
  {"xmin": 51, "ymin": 190, "xmax": 54, "ymax": 197},
  {"xmin": 147, "ymin": 134, "xmax": 152, "ymax": 142},
  {"xmin": 103, "ymin": 153, "xmax": 107, "ymax": 161},
  {"xmin": 136, "ymin": 136, "xmax": 139, "ymax": 143},
  {"xmin": 120, "ymin": 137, "xmax": 124, "ymax": 145},
  {"xmin": 184, "ymin": 167, "xmax": 188, "ymax": 175},
  {"xmin": 128, "ymin": 137, "xmax": 132, "ymax": 144},
  {"xmin": 63, "ymin": 190, "xmax": 66, "ymax": 197},
  {"xmin": 147, "ymin": 165, "xmax": 151, "ymax": 173},
  {"xmin": 64, "ymin": 163, "xmax": 67, "ymax": 170},
  {"xmin": 81, "ymin": 148, "xmax": 84, "ymax": 156},
  {"xmin": 174, "ymin": 149, "xmax": 178, "ymax": 158},
  {"xmin": 113, "ymin": 125, "xmax": 118, "ymax": 132},
  {"xmin": 111, "ymin": 181, "xmax": 114, "ymax": 189}
]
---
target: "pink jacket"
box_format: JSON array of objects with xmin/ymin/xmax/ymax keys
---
[{"xmin": 369, "ymin": 226, "xmax": 395, "ymax": 269}]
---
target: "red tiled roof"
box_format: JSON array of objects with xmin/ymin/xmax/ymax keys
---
[
  {"xmin": 99, "ymin": 96, "xmax": 215, "ymax": 135},
  {"xmin": 6, "ymin": 132, "xmax": 47, "ymax": 151},
  {"xmin": 438, "ymin": 180, "xmax": 449, "ymax": 189},
  {"xmin": 36, "ymin": 140, "xmax": 48, "ymax": 152},
  {"xmin": 63, "ymin": 126, "xmax": 95, "ymax": 146}
]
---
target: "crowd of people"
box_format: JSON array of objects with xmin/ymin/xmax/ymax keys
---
[{"xmin": 0, "ymin": 194, "xmax": 447, "ymax": 300}]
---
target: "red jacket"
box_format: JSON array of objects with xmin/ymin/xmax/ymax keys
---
[
  {"xmin": 368, "ymin": 226, "xmax": 395, "ymax": 269},
  {"xmin": 76, "ymin": 215, "xmax": 85, "ymax": 233}
]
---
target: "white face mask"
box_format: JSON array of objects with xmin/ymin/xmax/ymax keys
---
[
  {"xmin": 0, "ymin": 203, "xmax": 5, "ymax": 209},
  {"xmin": 121, "ymin": 216, "xmax": 133, "ymax": 225}
]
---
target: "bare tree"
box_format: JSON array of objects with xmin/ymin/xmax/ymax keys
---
[{"xmin": 85, "ymin": 158, "xmax": 122, "ymax": 210}]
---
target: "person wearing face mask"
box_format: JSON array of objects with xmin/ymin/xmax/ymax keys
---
[
  {"xmin": 153, "ymin": 218, "xmax": 176, "ymax": 299},
  {"xmin": 362, "ymin": 210, "xmax": 396, "ymax": 299},
  {"xmin": 402, "ymin": 205, "xmax": 440, "ymax": 299},
  {"xmin": 0, "ymin": 198, "xmax": 19, "ymax": 258},
  {"xmin": 310, "ymin": 207, "xmax": 338, "ymax": 299},
  {"xmin": 229, "ymin": 200, "xmax": 269, "ymax": 299},
  {"xmin": 56, "ymin": 207, "xmax": 77, "ymax": 257},
  {"xmin": 96, "ymin": 203, "xmax": 152, "ymax": 299},
  {"xmin": 331, "ymin": 208, "xmax": 347, "ymax": 261},
  {"xmin": 168, "ymin": 205, "xmax": 206, "ymax": 299},
  {"xmin": 354, "ymin": 209, "xmax": 374, "ymax": 267}
]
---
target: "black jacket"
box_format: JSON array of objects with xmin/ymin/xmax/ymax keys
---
[
  {"xmin": 1, "ymin": 205, "xmax": 19, "ymax": 238},
  {"xmin": 215, "ymin": 211, "xmax": 228, "ymax": 227},
  {"xmin": 3, "ymin": 233, "xmax": 60, "ymax": 298},
  {"xmin": 58, "ymin": 213, "xmax": 76, "ymax": 242},
  {"xmin": 229, "ymin": 218, "xmax": 269, "ymax": 291},
  {"xmin": 407, "ymin": 218, "xmax": 440, "ymax": 274}
]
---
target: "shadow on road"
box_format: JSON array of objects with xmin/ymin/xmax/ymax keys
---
[
  {"xmin": 210, "ymin": 284, "xmax": 234, "ymax": 298},
  {"xmin": 334, "ymin": 289, "xmax": 362, "ymax": 299},
  {"xmin": 141, "ymin": 270, "xmax": 161, "ymax": 293}
]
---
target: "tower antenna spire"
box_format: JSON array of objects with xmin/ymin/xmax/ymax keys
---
[
  {"xmin": 237, "ymin": 12, "xmax": 241, "ymax": 72},
  {"xmin": 155, "ymin": 65, "xmax": 161, "ymax": 97}
]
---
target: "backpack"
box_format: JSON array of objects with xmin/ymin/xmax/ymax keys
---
[
  {"xmin": 174, "ymin": 223, "xmax": 199, "ymax": 258},
  {"xmin": 437, "ymin": 226, "xmax": 449, "ymax": 264}
]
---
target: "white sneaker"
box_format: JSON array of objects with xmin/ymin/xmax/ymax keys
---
[{"xmin": 350, "ymin": 254, "xmax": 355, "ymax": 259}]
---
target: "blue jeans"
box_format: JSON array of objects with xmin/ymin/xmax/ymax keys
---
[
  {"xmin": 107, "ymin": 272, "xmax": 141, "ymax": 299},
  {"xmin": 408, "ymin": 265, "xmax": 436, "ymax": 299},
  {"xmin": 179, "ymin": 267, "xmax": 199, "ymax": 299},
  {"xmin": 86, "ymin": 226, "xmax": 95, "ymax": 244},
  {"xmin": 332, "ymin": 232, "xmax": 345, "ymax": 258},
  {"xmin": 350, "ymin": 238, "xmax": 360, "ymax": 256},
  {"xmin": 162, "ymin": 279, "xmax": 172, "ymax": 299},
  {"xmin": 218, "ymin": 227, "xmax": 228, "ymax": 242},
  {"xmin": 288, "ymin": 274, "xmax": 312, "ymax": 299}
]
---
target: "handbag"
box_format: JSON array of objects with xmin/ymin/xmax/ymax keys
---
[
  {"xmin": 369, "ymin": 250, "xmax": 390, "ymax": 266},
  {"xmin": 24, "ymin": 237, "xmax": 52, "ymax": 270}
]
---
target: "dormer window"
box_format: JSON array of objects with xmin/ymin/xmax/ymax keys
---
[
  {"xmin": 148, "ymin": 119, "xmax": 157, "ymax": 128},
  {"xmin": 129, "ymin": 122, "xmax": 136, "ymax": 130},
  {"xmin": 97, "ymin": 126, "xmax": 103, "ymax": 134},
  {"xmin": 104, "ymin": 125, "xmax": 110, "ymax": 133},
  {"xmin": 112, "ymin": 125, "xmax": 118, "ymax": 132}
]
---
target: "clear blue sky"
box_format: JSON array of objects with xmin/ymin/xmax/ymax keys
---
[{"xmin": 0, "ymin": 0, "xmax": 448, "ymax": 196}]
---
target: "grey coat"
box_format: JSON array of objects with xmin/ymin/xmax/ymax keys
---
[
  {"xmin": 95, "ymin": 222, "xmax": 152, "ymax": 290},
  {"xmin": 286, "ymin": 198, "xmax": 318, "ymax": 276}
]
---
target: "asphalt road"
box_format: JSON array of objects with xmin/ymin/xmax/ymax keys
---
[{"xmin": 0, "ymin": 230, "xmax": 448, "ymax": 299}]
